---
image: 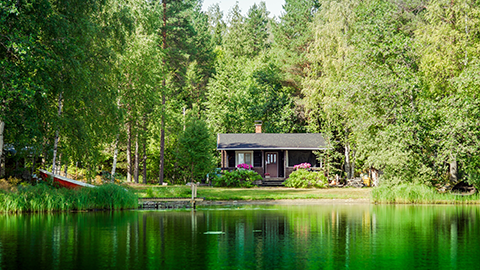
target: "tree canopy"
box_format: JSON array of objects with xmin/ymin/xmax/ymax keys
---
[{"xmin": 2, "ymin": 0, "xmax": 480, "ymax": 188}]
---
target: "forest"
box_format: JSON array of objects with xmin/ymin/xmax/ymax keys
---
[{"xmin": 1, "ymin": 0, "xmax": 480, "ymax": 188}]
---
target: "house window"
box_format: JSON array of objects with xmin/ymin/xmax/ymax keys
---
[{"xmin": 236, "ymin": 151, "xmax": 253, "ymax": 166}]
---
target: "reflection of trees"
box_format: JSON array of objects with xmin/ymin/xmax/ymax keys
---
[{"xmin": 1, "ymin": 206, "xmax": 480, "ymax": 269}]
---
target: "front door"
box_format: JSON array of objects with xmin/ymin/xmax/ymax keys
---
[{"xmin": 266, "ymin": 152, "xmax": 278, "ymax": 177}]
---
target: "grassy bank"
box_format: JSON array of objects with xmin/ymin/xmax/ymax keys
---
[
  {"xmin": 0, "ymin": 184, "xmax": 138, "ymax": 213},
  {"xmin": 371, "ymin": 183, "xmax": 480, "ymax": 204},
  {"xmin": 133, "ymin": 185, "xmax": 371, "ymax": 200}
]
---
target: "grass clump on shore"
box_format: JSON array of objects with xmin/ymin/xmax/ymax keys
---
[
  {"xmin": 144, "ymin": 186, "xmax": 191, "ymax": 198},
  {"xmin": 371, "ymin": 183, "xmax": 480, "ymax": 204},
  {"xmin": 0, "ymin": 183, "xmax": 138, "ymax": 213}
]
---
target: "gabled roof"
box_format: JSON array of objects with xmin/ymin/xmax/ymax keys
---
[{"xmin": 217, "ymin": 133, "xmax": 328, "ymax": 151}]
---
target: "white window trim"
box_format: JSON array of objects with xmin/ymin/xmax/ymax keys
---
[{"xmin": 235, "ymin": 151, "xmax": 254, "ymax": 167}]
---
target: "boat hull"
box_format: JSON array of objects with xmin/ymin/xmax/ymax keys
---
[{"xmin": 39, "ymin": 169, "xmax": 96, "ymax": 189}]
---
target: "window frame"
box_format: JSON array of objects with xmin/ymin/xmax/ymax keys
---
[{"xmin": 235, "ymin": 151, "xmax": 254, "ymax": 167}]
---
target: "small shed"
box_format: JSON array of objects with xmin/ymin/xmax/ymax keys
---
[{"xmin": 217, "ymin": 132, "xmax": 328, "ymax": 179}]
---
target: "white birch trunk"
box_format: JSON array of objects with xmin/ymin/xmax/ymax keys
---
[
  {"xmin": 111, "ymin": 94, "xmax": 121, "ymax": 181},
  {"xmin": 52, "ymin": 93, "xmax": 63, "ymax": 175},
  {"xmin": 142, "ymin": 115, "xmax": 147, "ymax": 184},
  {"xmin": 126, "ymin": 121, "xmax": 132, "ymax": 182},
  {"xmin": 57, "ymin": 153, "xmax": 62, "ymax": 175},
  {"xmin": 111, "ymin": 133, "xmax": 119, "ymax": 180},
  {"xmin": 450, "ymin": 160, "xmax": 458, "ymax": 184},
  {"xmin": 371, "ymin": 168, "xmax": 379, "ymax": 187},
  {"xmin": 134, "ymin": 134, "xmax": 139, "ymax": 183},
  {"xmin": 345, "ymin": 142, "xmax": 351, "ymax": 179}
]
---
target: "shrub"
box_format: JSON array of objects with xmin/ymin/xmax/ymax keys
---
[
  {"xmin": 0, "ymin": 177, "xmax": 23, "ymax": 192},
  {"xmin": 284, "ymin": 169, "xmax": 327, "ymax": 188},
  {"xmin": 214, "ymin": 169, "xmax": 262, "ymax": 188}
]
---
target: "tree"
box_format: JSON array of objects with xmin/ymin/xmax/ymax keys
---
[
  {"xmin": 272, "ymin": 0, "xmax": 320, "ymax": 92},
  {"xmin": 416, "ymin": 0, "xmax": 480, "ymax": 184},
  {"xmin": 206, "ymin": 52, "xmax": 303, "ymax": 134},
  {"xmin": 177, "ymin": 118, "xmax": 215, "ymax": 183},
  {"xmin": 206, "ymin": 3, "xmax": 226, "ymax": 47}
]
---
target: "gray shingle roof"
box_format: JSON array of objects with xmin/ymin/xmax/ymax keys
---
[{"xmin": 217, "ymin": 133, "xmax": 328, "ymax": 150}]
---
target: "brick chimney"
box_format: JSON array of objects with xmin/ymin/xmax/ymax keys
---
[{"xmin": 255, "ymin": 120, "xmax": 262, "ymax": 133}]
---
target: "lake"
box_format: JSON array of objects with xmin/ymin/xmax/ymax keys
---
[{"xmin": 0, "ymin": 204, "xmax": 479, "ymax": 269}]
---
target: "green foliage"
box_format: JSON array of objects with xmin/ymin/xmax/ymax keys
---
[
  {"xmin": 272, "ymin": 0, "xmax": 320, "ymax": 92},
  {"xmin": 214, "ymin": 169, "xmax": 262, "ymax": 188},
  {"xmin": 177, "ymin": 118, "xmax": 215, "ymax": 182},
  {"xmin": 284, "ymin": 169, "xmax": 328, "ymax": 188},
  {"xmin": 0, "ymin": 183, "xmax": 138, "ymax": 212},
  {"xmin": 4, "ymin": 0, "xmax": 480, "ymax": 190},
  {"xmin": 206, "ymin": 53, "xmax": 305, "ymax": 134}
]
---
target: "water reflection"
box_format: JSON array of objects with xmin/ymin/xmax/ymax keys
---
[{"xmin": 0, "ymin": 205, "xmax": 479, "ymax": 269}]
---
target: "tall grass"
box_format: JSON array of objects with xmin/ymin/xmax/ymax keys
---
[
  {"xmin": 0, "ymin": 184, "xmax": 138, "ymax": 213},
  {"xmin": 143, "ymin": 186, "xmax": 192, "ymax": 198},
  {"xmin": 372, "ymin": 183, "xmax": 480, "ymax": 204}
]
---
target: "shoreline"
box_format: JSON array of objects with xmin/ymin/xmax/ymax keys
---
[{"xmin": 198, "ymin": 198, "xmax": 371, "ymax": 206}]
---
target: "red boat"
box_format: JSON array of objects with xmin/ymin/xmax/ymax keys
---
[{"xmin": 39, "ymin": 169, "xmax": 96, "ymax": 189}]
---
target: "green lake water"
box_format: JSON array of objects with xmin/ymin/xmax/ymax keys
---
[{"xmin": 0, "ymin": 204, "xmax": 479, "ymax": 269}]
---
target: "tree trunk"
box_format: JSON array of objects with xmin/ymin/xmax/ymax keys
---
[
  {"xmin": 0, "ymin": 120, "xmax": 4, "ymax": 177},
  {"xmin": 111, "ymin": 133, "xmax": 119, "ymax": 180},
  {"xmin": 64, "ymin": 163, "xmax": 68, "ymax": 177},
  {"xmin": 351, "ymin": 149, "xmax": 355, "ymax": 179},
  {"xmin": 143, "ymin": 141, "xmax": 147, "ymax": 184},
  {"xmin": 52, "ymin": 92, "xmax": 63, "ymax": 176},
  {"xmin": 345, "ymin": 142, "xmax": 352, "ymax": 179},
  {"xmin": 134, "ymin": 134, "xmax": 139, "ymax": 183},
  {"xmin": 31, "ymin": 154, "xmax": 36, "ymax": 180},
  {"xmin": 142, "ymin": 116, "xmax": 147, "ymax": 184},
  {"xmin": 57, "ymin": 153, "xmax": 62, "ymax": 175},
  {"xmin": 42, "ymin": 137, "xmax": 47, "ymax": 170},
  {"xmin": 450, "ymin": 160, "xmax": 458, "ymax": 183},
  {"xmin": 159, "ymin": 0, "xmax": 167, "ymax": 185},
  {"xmin": 126, "ymin": 121, "xmax": 132, "ymax": 182}
]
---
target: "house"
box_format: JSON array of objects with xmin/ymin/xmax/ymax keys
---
[{"xmin": 217, "ymin": 123, "xmax": 328, "ymax": 180}]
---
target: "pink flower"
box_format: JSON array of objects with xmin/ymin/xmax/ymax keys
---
[
  {"xmin": 294, "ymin": 163, "xmax": 311, "ymax": 170},
  {"xmin": 237, "ymin": 163, "xmax": 252, "ymax": 170}
]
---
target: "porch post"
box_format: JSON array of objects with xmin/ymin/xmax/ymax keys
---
[
  {"xmin": 221, "ymin": 150, "xmax": 225, "ymax": 168},
  {"xmin": 261, "ymin": 150, "xmax": 265, "ymax": 176},
  {"xmin": 284, "ymin": 150, "xmax": 288, "ymax": 178}
]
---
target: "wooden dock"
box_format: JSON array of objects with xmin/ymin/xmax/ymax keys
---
[{"xmin": 139, "ymin": 197, "xmax": 205, "ymax": 209}]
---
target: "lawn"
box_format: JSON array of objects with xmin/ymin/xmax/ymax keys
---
[{"xmin": 129, "ymin": 184, "xmax": 371, "ymax": 201}]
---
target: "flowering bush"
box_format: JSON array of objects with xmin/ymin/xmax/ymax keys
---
[
  {"xmin": 214, "ymin": 169, "xmax": 261, "ymax": 188},
  {"xmin": 237, "ymin": 163, "xmax": 253, "ymax": 170},
  {"xmin": 284, "ymin": 170, "xmax": 327, "ymax": 188},
  {"xmin": 293, "ymin": 163, "xmax": 311, "ymax": 170}
]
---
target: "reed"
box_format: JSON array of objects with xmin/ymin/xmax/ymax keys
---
[
  {"xmin": 371, "ymin": 183, "xmax": 480, "ymax": 204},
  {"xmin": 0, "ymin": 183, "xmax": 138, "ymax": 213}
]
